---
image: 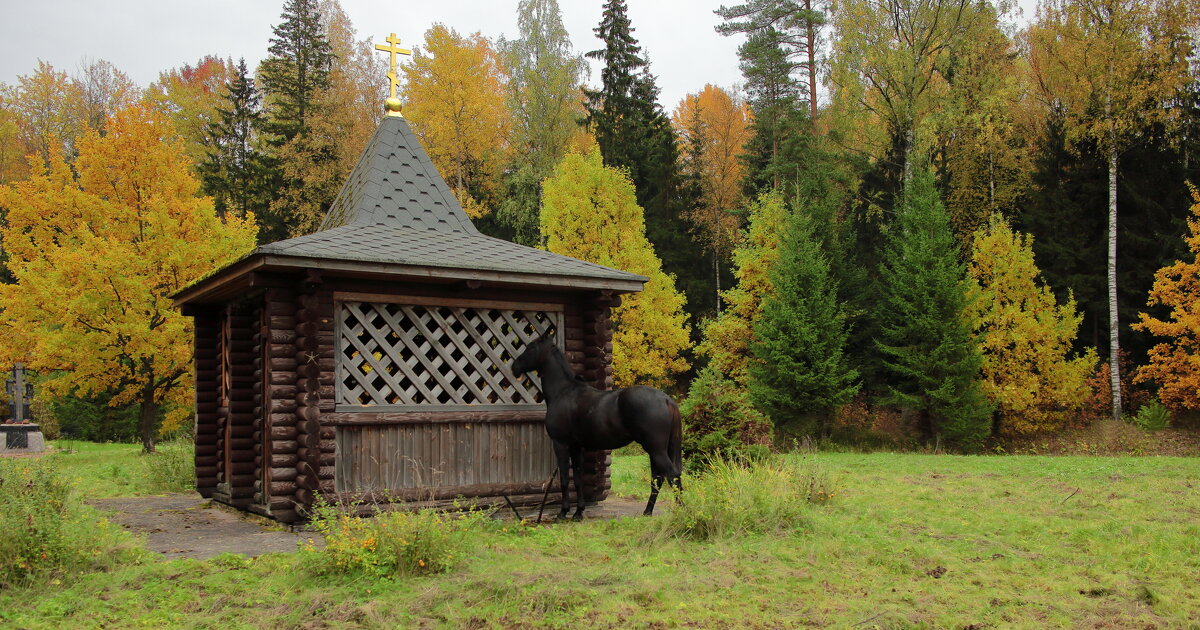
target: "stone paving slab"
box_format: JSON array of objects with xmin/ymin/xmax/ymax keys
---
[
  {"xmin": 87, "ymin": 493, "xmax": 658, "ymax": 561},
  {"xmin": 88, "ymin": 493, "xmax": 305, "ymax": 561}
]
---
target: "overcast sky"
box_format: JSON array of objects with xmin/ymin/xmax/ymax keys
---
[
  {"xmin": 0, "ymin": 0, "xmax": 749, "ymax": 111},
  {"xmin": 0, "ymin": 0, "xmax": 1037, "ymax": 111}
]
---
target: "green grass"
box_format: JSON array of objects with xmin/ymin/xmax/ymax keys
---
[
  {"xmin": 3, "ymin": 445, "xmax": 1199, "ymax": 628},
  {"xmin": 47, "ymin": 439, "xmax": 194, "ymax": 497}
]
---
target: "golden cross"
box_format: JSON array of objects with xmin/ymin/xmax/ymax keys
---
[{"xmin": 375, "ymin": 33, "xmax": 411, "ymax": 116}]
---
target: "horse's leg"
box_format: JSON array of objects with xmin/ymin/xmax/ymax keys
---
[
  {"xmin": 570, "ymin": 445, "xmax": 586, "ymax": 521},
  {"xmin": 670, "ymin": 475, "xmax": 684, "ymax": 505},
  {"xmin": 644, "ymin": 451, "xmax": 672, "ymax": 516},
  {"xmin": 553, "ymin": 441, "xmax": 572, "ymax": 520}
]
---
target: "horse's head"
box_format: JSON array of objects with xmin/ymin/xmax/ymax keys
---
[{"xmin": 512, "ymin": 333, "xmax": 556, "ymax": 375}]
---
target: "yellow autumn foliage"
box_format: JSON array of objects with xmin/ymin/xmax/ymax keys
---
[
  {"xmin": 0, "ymin": 103, "xmax": 258, "ymax": 443},
  {"xmin": 541, "ymin": 147, "xmax": 690, "ymax": 388},
  {"xmin": 1133, "ymin": 186, "xmax": 1200, "ymax": 411},
  {"xmin": 966, "ymin": 216, "xmax": 1095, "ymax": 436},
  {"xmin": 403, "ymin": 24, "xmax": 510, "ymax": 219},
  {"xmin": 697, "ymin": 192, "xmax": 788, "ymax": 386}
]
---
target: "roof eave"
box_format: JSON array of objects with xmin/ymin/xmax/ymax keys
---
[{"xmin": 173, "ymin": 253, "xmax": 647, "ymax": 308}]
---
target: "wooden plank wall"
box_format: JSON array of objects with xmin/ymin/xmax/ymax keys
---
[{"xmin": 334, "ymin": 421, "xmax": 556, "ymax": 493}]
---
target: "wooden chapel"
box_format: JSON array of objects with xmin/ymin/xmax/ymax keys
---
[{"xmin": 173, "ymin": 49, "xmax": 646, "ymax": 522}]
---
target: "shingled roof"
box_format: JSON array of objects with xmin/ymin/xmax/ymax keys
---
[{"xmin": 175, "ymin": 116, "xmax": 646, "ymax": 305}]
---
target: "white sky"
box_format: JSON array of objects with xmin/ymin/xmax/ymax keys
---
[
  {"xmin": 0, "ymin": 0, "xmax": 747, "ymax": 112},
  {"xmin": 0, "ymin": 0, "xmax": 1037, "ymax": 111}
]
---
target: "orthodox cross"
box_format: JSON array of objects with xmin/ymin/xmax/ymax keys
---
[{"xmin": 375, "ymin": 33, "xmax": 411, "ymax": 117}]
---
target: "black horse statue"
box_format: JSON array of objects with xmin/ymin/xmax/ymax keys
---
[{"xmin": 512, "ymin": 333, "xmax": 683, "ymax": 520}]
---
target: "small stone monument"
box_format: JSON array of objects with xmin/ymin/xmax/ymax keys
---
[{"xmin": 0, "ymin": 364, "xmax": 44, "ymax": 455}]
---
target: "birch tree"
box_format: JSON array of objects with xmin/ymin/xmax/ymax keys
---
[{"xmin": 1028, "ymin": 0, "xmax": 1195, "ymax": 419}]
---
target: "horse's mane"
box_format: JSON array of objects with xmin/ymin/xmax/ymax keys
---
[{"xmin": 541, "ymin": 338, "xmax": 579, "ymax": 384}]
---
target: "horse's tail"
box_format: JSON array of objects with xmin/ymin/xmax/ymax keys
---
[{"xmin": 668, "ymin": 397, "xmax": 683, "ymax": 478}]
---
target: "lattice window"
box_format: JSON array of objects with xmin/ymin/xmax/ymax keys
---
[{"xmin": 336, "ymin": 301, "xmax": 562, "ymax": 410}]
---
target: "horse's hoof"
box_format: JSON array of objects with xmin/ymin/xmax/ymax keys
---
[
  {"xmin": 572, "ymin": 512, "xmax": 584, "ymax": 522},
  {"xmin": 642, "ymin": 510, "xmax": 654, "ymax": 516}
]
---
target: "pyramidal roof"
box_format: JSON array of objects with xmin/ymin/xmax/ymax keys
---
[
  {"xmin": 315, "ymin": 115, "xmax": 480, "ymax": 235},
  {"xmin": 255, "ymin": 116, "xmax": 647, "ymax": 286}
]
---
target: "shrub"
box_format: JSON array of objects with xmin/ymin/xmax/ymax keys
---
[
  {"xmin": 0, "ymin": 458, "xmax": 142, "ymax": 585},
  {"xmin": 1131, "ymin": 399, "xmax": 1171, "ymax": 432},
  {"xmin": 302, "ymin": 500, "xmax": 493, "ymax": 578},
  {"xmin": 680, "ymin": 366, "xmax": 771, "ymax": 473},
  {"xmin": 649, "ymin": 456, "xmax": 834, "ymax": 542}
]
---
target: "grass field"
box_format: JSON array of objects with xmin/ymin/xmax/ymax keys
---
[{"xmin": 2, "ymin": 444, "xmax": 1199, "ymax": 629}]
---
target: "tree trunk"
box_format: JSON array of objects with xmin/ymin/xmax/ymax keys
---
[
  {"xmin": 805, "ymin": 0, "xmax": 818, "ymax": 121},
  {"xmin": 138, "ymin": 384, "xmax": 159, "ymax": 454},
  {"xmin": 1107, "ymin": 145, "xmax": 1122, "ymax": 421},
  {"xmin": 714, "ymin": 249, "xmax": 722, "ymax": 315},
  {"xmin": 903, "ymin": 128, "xmax": 915, "ymax": 187}
]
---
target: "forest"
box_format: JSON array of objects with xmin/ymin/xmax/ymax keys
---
[{"xmin": 0, "ymin": 0, "xmax": 1198, "ymax": 453}]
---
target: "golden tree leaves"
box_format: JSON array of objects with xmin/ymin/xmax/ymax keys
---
[
  {"xmin": 697, "ymin": 191, "xmax": 788, "ymax": 387},
  {"xmin": 1134, "ymin": 187, "xmax": 1200, "ymax": 411},
  {"xmin": 672, "ymin": 84, "xmax": 752, "ymax": 261},
  {"xmin": 541, "ymin": 147, "xmax": 690, "ymax": 388},
  {"xmin": 0, "ymin": 103, "xmax": 257, "ymax": 442},
  {"xmin": 403, "ymin": 24, "xmax": 510, "ymax": 219},
  {"xmin": 966, "ymin": 216, "xmax": 1095, "ymax": 436}
]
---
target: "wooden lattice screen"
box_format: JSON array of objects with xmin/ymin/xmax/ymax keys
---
[{"xmin": 336, "ymin": 297, "xmax": 563, "ymax": 411}]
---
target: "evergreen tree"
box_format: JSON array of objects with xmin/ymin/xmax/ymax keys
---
[
  {"xmin": 584, "ymin": 0, "xmax": 711, "ymax": 324},
  {"xmin": 716, "ymin": 1, "xmax": 822, "ymax": 192},
  {"xmin": 200, "ymin": 58, "xmax": 268, "ymax": 220},
  {"xmin": 498, "ymin": 0, "xmax": 587, "ymax": 246},
  {"xmin": 258, "ymin": 0, "xmax": 334, "ymax": 242},
  {"xmin": 875, "ymin": 170, "xmax": 992, "ymax": 448},
  {"xmin": 750, "ymin": 204, "xmax": 859, "ymax": 435},
  {"xmin": 259, "ymin": 0, "xmax": 333, "ymax": 146}
]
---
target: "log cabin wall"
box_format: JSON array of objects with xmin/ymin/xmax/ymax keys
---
[
  {"xmin": 214, "ymin": 303, "xmax": 260, "ymax": 507},
  {"xmin": 249, "ymin": 286, "xmax": 301, "ymax": 522},
  {"xmin": 193, "ymin": 308, "xmax": 220, "ymax": 497}
]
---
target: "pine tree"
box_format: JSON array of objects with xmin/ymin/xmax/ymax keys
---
[
  {"xmin": 200, "ymin": 58, "xmax": 268, "ymax": 220},
  {"xmin": 716, "ymin": 0, "xmax": 823, "ymax": 191},
  {"xmin": 750, "ymin": 205, "xmax": 859, "ymax": 434},
  {"xmin": 875, "ymin": 170, "xmax": 992, "ymax": 448}
]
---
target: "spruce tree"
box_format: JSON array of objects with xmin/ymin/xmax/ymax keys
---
[
  {"xmin": 584, "ymin": 0, "xmax": 710, "ymax": 322},
  {"xmin": 200, "ymin": 58, "xmax": 268, "ymax": 221},
  {"xmin": 259, "ymin": 0, "xmax": 332, "ymax": 146},
  {"xmin": 875, "ymin": 170, "xmax": 992, "ymax": 448},
  {"xmin": 750, "ymin": 204, "xmax": 859, "ymax": 435}
]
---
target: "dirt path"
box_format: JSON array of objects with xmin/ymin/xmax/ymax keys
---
[
  {"xmin": 88, "ymin": 494, "xmax": 307, "ymax": 561},
  {"xmin": 87, "ymin": 493, "xmax": 656, "ymax": 561}
]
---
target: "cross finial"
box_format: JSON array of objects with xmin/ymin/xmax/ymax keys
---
[{"xmin": 375, "ymin": 33, "xmax": 411, "ymax": 117}]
